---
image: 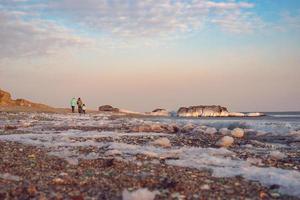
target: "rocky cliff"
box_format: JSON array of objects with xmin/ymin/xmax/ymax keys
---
[
  {"xmin": 0, "ymin": 88, "xmax": 52, "ymax": 109},
  {"xmin": 0, "ymin": 89, "xmax": 14, "ymax": 106}
]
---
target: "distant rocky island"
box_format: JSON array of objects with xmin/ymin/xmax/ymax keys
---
[
  {"xmin": 177, "ymin": 105, "xmax": 264, "ymax": 117},
  {"xmin": 178, "ymin": 105, "xmax": 228, "ymax": 117}
]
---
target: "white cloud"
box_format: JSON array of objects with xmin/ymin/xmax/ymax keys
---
[
  {"xmin": 48, "ymin": 0, "xmax": 203, "ymax": 38},
  {"xmin": 45, "ymin": 0, "xmax": 258, "ymax": 38},
  {"xmin": 281, "ymin": 11, "xmax": 300, "ymax": 30},
  {"xmin": 0, "ymin": 9, "xmax": 91, "ymax": 60},
  {"xmin": 0, "ymin": 0, "xmax": 269, "ymax": 59},
  {"xmin": 210, "ymin": 10, "xmax": 265, "ymax": 34},
  {"xmin": 205, "ymin": 1, "xmax": 254, "ymax": 9}
]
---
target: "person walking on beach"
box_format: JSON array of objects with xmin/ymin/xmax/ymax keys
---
[
  {"xmin": 82, "ymin": 104, "xmax": 86, "ymax": 114},
  {"xmin": 70, "ymin": 97, "xmax": 77, "ymax": 113},
  {"xmin": 77, "ymin": 97, "xmax": 83, "ymax": 114}
]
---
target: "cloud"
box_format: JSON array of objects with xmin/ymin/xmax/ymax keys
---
[
  {"xmin": 210, "ymin": 10, "xmax": 265, "ymax": 34},
  {"xmin": 0, "ymin": 0, "xmax": 268, "ymax": 59},
  {"xmin": 281, "ymin": 11, "xmax": 300, "ymax": 30},
  {"xmin": 44, "ymin": 0, "xmax": 258, "ymax": 38},
  {"xmin": 205, "ymin": 1, "xmax": 254, "ymax": 9},
  {"xmin": 0, "ymin": 8, "xmax": 91, "ymax": 60},
  {"xmin": 47, "ymin": 0, "xmax": 204, "ymax": 38}
]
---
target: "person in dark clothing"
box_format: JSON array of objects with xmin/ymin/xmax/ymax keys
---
[{"xmin": 77, "ymin": 98, "xmax": 83, "ymax": 114}]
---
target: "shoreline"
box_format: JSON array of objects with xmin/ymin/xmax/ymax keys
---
[{"xmin": 0, "ymin": 106, "xmax": 266, "ymax": 118}]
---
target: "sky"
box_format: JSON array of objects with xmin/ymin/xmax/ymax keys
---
[{"xmin": 0, "ymin": 0, "xmax": 300, "ymax": 112}]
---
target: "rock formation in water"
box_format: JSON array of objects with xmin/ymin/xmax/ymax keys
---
[
  {"xmin": 0, "ymin": 88, "xmax": 51, "ymax": 109},
  {"xmin": 177, "ymin": 105, "xmax": 229, "ymax": 117},
  {"xmin": 177, "ymin": 105, "xmax": 265, "ymax": 118}
]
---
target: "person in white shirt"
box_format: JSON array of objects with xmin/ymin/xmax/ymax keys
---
[{"xmin": 82, "ymin": 104, "xmax": 86, "ymax": 114}]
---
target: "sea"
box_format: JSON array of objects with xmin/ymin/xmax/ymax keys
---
[{"xmin": 150, "ymin": 112, "xmax": 300, "ymax": 135}]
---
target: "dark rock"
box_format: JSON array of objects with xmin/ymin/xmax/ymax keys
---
[
  {"xmin": 148, "ymin": 108, "xmax": 170, "ymax": 116},
  {"xmin": 270, "ymin": 184, "xmax": 280, "ymax": 190},
  {"xmin": 102, "ymin": 158, "xmax": 115, "ymax": 167},
  {"xmin": 98, "ymin": 105, "xmax": 119, "ymax": 112},
  {"xmin": 152, "ymin": 108, "xmax": 165, "ymax": 113},
  {"xmin": 159, "ymin": 177, "xmax": 177, "ymax": 189}
]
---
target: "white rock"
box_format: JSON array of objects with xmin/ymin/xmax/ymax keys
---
[
  {"xmin": 219, "ymin": 128, "xmax": 230, "ymax": 135},
  {"xmin": 122, "ymin": 188, "xmax": 159, "ymax": 200},
  {"xmin": 59, "ymin": 172, "xmax": 68, "ymax": 176},
  {"xmin": 105, "ymin": 149, "xmax": 122, "ymax": 156},
  {"xmin": 150, "ymin": 124, "xmax": 165, "ymax": 132},
  {"xmin": 231, "ymin": 128, "xmax": 244, "ymax": 138},
  {"xmin": 246, "ymin": 158, "xmax": 263, "ymax": 165},
  {"xmin": 181, "ymin": 123, "xmax": 195, "ymax": 133},
  {"xmin": 243, "ymin": 144, "xmax": 253, "ymax": 148},
  {"xmin": 200, "ymin": 184, "xmax": 210, "ymax": 190},
  {"xmin": 270, "ymin": 151, "xmax": 286, "ymax": 160},
  {"xmin": 159, "ymin": 150, "xmax": 182, "ymax": 159},
  {"xmin": 216, "ymin": 136, "xmax": 234, "ymax": 147},
  {"xmin": 20, "ymin": 121, "xmax": 32, "ymax": 127},
  {"xmin": 143, "ymin": 151, "xmax": 159, "ymax": 158},
  {"xmin": 205, "ymin": 127, "xmax": 217, "ymax": 135},
  {"xmin": 151, "ymin": 137, "xmax": 171, "ymax": 148}
]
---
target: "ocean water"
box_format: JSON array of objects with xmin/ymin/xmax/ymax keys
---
[
  {"xmin": 1, "ymin": 111, "xmax": 299, "ymax": 135},
  {"xmin": 149, "ymin": 112, "xmax": 300, "ymax": 135}
]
